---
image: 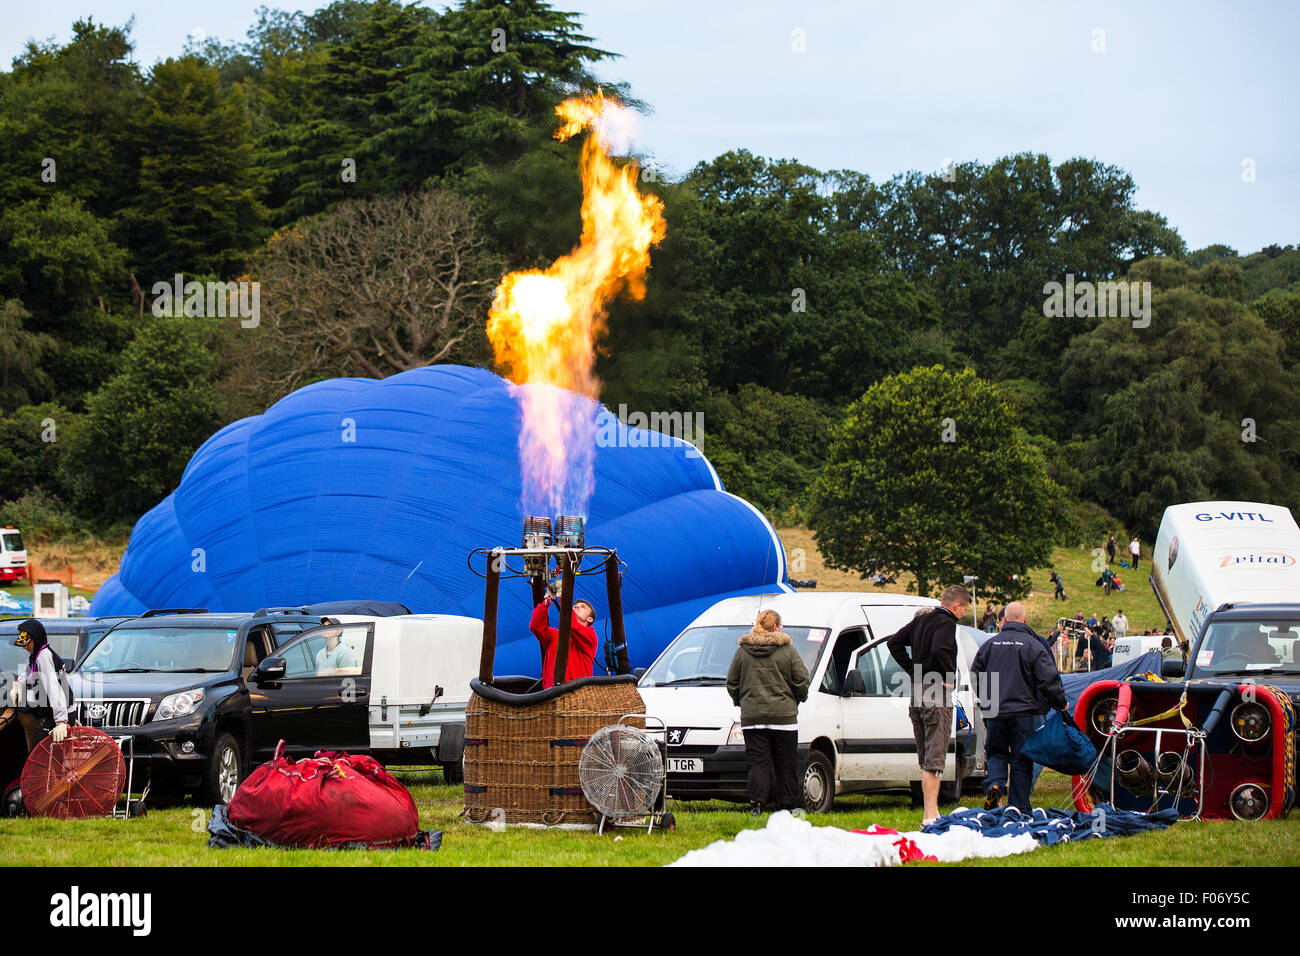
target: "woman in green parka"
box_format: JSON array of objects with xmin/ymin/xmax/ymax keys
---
[{"xmin": 726, "ymin": 609, "xmax": 810, "ymax": 814}]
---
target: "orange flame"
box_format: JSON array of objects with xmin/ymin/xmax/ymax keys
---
[{"xmin": 487, "ymin": 92, "xmax": 666, "ymax": 516}]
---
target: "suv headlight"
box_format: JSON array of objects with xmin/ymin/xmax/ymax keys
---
[
  {"xmin": 155, "ymin": 688, "xmax": 204, "ymax": 721},
  {"xmin": 726, "ymin": 721, "xmax": 745, "ymax": 746}
]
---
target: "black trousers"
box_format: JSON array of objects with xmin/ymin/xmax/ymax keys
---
[{"xmin": 744, "ymin": 728, "xmax": 799, "ymax": 809}]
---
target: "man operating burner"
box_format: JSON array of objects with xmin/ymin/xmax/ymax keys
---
[{"xmin": 530, "ymin": 594, "xmax": 598, "ymax": 689}]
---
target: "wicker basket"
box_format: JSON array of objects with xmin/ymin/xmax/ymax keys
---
[{"xmin": 464, "ymin": 676, "xmax": 645, "ymax": 826}]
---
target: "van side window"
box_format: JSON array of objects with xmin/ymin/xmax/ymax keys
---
[
  {"xmin": 820, "ymin": 627, "xmax": 868, "ymax": 695},
  {"xmin": 857, "ymin": 644, "xmax": 910, "ymax": 698}
]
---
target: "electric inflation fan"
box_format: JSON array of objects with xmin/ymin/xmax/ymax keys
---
[
  {"xmin": 21, "ymin": 727, "xmax": 125, "ymax": 819},
  {"xmin": 578, "ymin": 723, "xmax": 673, "ymax": 834}
]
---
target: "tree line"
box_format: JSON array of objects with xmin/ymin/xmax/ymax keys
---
[{"xmin": 1, "ymin": 0, "xmax": 1298, "ymax": 596}]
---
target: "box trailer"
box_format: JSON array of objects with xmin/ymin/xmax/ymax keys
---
[{"xmin": 1150, "ymin": 500, "xmax": 1300, "ymax": 654}]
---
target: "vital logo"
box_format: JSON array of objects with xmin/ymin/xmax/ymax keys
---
[
  {"xmin": 1194, "ymin": 511, "xmax": 1276, "ymax": 522},
  {"xmin": 49, "ymin": 886, "xmax": 151, "ymax": 936},
  {"xmin": 1218, "ymin": 552, "xmax": 1297, "ymax": 567}
]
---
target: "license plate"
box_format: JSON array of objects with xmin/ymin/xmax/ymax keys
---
[{"xmin": 667, "ymin": 757, "xmax": 702, "ymax": 774}]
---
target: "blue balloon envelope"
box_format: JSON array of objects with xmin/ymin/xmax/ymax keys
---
[{"xmin": 91, "ymin": 365, "xmax": 793, "ymax": 675}]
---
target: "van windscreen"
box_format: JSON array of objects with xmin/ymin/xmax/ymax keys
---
[{"xmin": 640, "ymin": 626, "xmax": 829, "ymax": 686}]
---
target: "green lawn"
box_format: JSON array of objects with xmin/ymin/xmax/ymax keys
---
[{"xmin": 3, "ymin": 768, "xmax": 1296, "ymax": 867}]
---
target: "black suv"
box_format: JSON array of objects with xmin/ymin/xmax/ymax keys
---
[{"xmin": 71, "ymin": 609, "xmax": 328, "ymax": 804}]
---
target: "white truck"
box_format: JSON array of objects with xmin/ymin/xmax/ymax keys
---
[
  {"xmin": 1148, "ymin": 501, "xmax": 1300, "ymax": 695},
  {"xmin": 0, "ymin": 526, "xmax": 26, "ymax": 585},
  {"xmin": 637, "ymin": 592, "xmax": 988, "ymax": 812}
]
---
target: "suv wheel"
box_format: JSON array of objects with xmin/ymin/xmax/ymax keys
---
[
  {"xmin": 203, "ymin": 733, "xmax": 242, "ymax": 806},
  {"xmin": 802, "ymin": 750, "xmax": 835, "ymax": 813}
]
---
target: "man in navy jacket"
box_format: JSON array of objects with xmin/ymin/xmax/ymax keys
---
[{"xmin": 970, "ymin": 602, "xmax": 1067, "ymax": 812}]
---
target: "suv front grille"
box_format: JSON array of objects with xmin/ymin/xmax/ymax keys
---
[{"xmin": 77, "ymin": 699, "xmax": 151, "ymax": 729}]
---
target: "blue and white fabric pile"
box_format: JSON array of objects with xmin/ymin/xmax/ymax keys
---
[{"xmin": 922, "ymin": 804, "xmax": 1179, "ymax": 846}]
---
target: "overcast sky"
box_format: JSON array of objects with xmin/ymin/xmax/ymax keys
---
[{"xmin": 5, "ymin": 0, "xmax": 1296, "ymax": 252}]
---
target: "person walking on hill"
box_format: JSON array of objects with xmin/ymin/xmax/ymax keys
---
[
  {"xmin": 1130, "ymin": 537, "xmax": 1141, "ymax": 570},
  {"xmin": 1050, "ymin": 569, "xmax": 1066, "ymax": 601},
  {"xmin": 727, "ymin": 609, "xmax": 810, "ymax": 814},
  {"xmin": 1106, "ymin": 535, "xmax": 1117, "ymax": 566}
]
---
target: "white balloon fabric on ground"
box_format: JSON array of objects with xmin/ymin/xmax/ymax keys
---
[{"xmin": 667, "ymin": 810, "xmax": 1038, "ymax": 867}]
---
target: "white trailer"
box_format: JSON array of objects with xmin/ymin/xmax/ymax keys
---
[
  {"xmin": 330, "ymin": 613, "xmax": 480, "ymax": 777},
  {"xmin": 1150, "ymin": 501, "xmax": 1300, "ymax": 653}
]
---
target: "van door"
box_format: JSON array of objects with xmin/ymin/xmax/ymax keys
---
[
  {"xmin": 839, "ymin": 638, "xmax": 939, "ymax": 785},
  {"xmin": 249, "ymin": 622, "xmax": 373, "ymax": 760}
]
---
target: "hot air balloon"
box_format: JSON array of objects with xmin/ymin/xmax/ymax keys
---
[{"xmin": 90, "ymin": 365, "xmax": 792, "ymax": 675}]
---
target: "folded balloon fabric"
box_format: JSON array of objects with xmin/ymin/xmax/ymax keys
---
[
  {"xmin": 921, "ymin": 804, "xmax": 1179, "ymax": 846},
  {"xmin": 668, "ymin": 811, "xmax": 1037, "ymax": 866},
  {"xmin": 851, "ymin": 825, "xmax": 937, "ymax": 863}
]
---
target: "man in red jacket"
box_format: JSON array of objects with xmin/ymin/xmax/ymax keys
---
[{"xmin": 530, "ymin": 596, "xmax": 598, "ymax": 688}]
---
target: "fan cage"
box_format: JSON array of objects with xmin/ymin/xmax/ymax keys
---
[{"xmin": 579, "ymin": 725, "xmax": 664, "ymax": 819}]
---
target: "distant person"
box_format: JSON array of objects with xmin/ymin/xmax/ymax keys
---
[
  {"xmin": 1075, "ymin": 628, "xmax": 1111, "ymax": 671},
  {"xmin": 1112, "ymin": 610, "xmax": 1129, "ymax": 643},
  {"xmin": 887, "ymin": 584, "xmax": 972, "ymax": 826},
  {"xmin": 1050, "ymin": 569, "xmax": 1067, "ymax": 601},
  {"xmin": 1097, "ymin": 566, "xmax": 1115, "ymax": 595},
  {"xmin": 1106, "ymin": 535, "xmax": 1117, "ymax": 566},
  {"xmin": 970, "ymin": 603, "xmax": 1068, "ymax": 812},
  {"xmin": 1222, "ymin": 626, "xmax": 1276, "ymax": 665},
  {"xmin": 1130, "ymin": 537, "xmax": 1141, "ymax": 570},
  {"xmin": 726, "ymin": 609, "xmax": 809, "ymax": 814},
  {"xmin": 530, "ymin": 596, "xmax": 598, "ymax": 688},
  {"xmin": 1160, "ymin": 637, "xmax": 1183, "ymax": 662}
]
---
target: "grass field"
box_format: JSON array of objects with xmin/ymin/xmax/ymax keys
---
[{"xmin": 2, "ymin": 769, "xmax": 1297, "ymax": 867}]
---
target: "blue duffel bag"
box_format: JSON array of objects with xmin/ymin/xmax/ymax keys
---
[{"xmin": 1020, "ymin": 709, "xmax": 1097, "ymax": 775}]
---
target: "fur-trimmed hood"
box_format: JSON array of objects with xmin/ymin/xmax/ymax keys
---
[{"xmin": 738, "ymin": 626, "xmax": 792, "ymax": 654}]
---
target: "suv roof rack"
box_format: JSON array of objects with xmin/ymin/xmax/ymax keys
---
[
  {"xmin": 254, "ymin": 606, "xmax": 314, "ymax": 617},
  {"xmin": 141, "ymin": 608, "xmax": 210, "ymax": 617}
]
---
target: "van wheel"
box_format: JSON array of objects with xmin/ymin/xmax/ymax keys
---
[
  {"xmin": 442, "ymin": 758, "xmax": 464, "ymax": 785},
  {"xmin": 203, "ymin": 734, "xmax": 241, "ymax": 806},
  {"xmin": 802, "ymin": 751, "xmax": 835, "ymax": 813}
]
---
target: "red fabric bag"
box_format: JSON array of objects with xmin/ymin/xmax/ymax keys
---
[{"xmin": 227, "ymin": 742, "xmax": 419, "ymax": 848}]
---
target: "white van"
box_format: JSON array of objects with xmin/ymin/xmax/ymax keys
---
[{"xmin": 637, "ymin": 592, "xmax": 987, "ymax": 812}]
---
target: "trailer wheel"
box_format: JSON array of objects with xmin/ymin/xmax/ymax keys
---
[{"xmin": 442, "ymin": 758, "xmax": 464, "ymax": 785}]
